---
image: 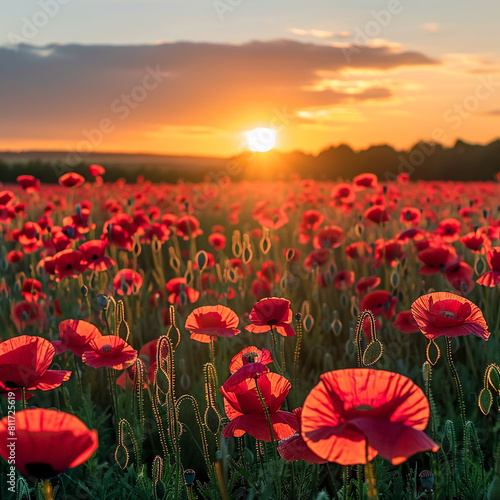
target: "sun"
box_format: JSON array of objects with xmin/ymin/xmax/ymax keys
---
[{"xmin": 246, "ymin": 128, "xmax": 277, "ymax": 152}]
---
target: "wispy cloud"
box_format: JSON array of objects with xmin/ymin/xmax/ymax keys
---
[
  {"xmin": 421, "ymin": 23, "xmax": 440, "ymax": 34},
  {"xmin": 288, "ymin": 28, "xmax": 351, "ymax": 39}
]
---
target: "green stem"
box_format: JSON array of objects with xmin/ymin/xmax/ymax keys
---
[
  {"xmin": 343, "ymin": 466, "xmax": 349, "ymax": 500},
  {"xmin": 21, "ymin": 387, "xmax": 26, "ymax": 411},
  {"xmin": 357, "ymin": 464, "xmax": 364, "ymax": 500},
  {"xmin": 255, "ymin": 378, "xmax": 282, "ymax": 500},
  {"xmin": 270, "ymin": 327, "xmax": 282, "ymax": 375},
  {"xmin": 107, "ymin": 368, "xmax": 119, "ymax": 429},
  {"xmin": 445, "ymin": 337, "xmax": 466, "ymax": 431},
  {"xmin": 209, "ymin": 337, "xmax": 216, "ymax": 366}
]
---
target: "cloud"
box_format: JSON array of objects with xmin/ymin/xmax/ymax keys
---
[
  {"xmin": 421, "ymin": 23, "xmax": 439, "ymax": 34},
  {"xmin": 0, "ymin": 40, "xmax": 438, "ymax": 144},
  {"xmin": 288, "ymin": 28, "xmax": 351, "ymax": 39}
]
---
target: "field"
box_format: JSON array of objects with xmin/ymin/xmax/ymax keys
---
[{"xmin": 1, "ymin": 170, "xmax": 500, "ymax": 499}]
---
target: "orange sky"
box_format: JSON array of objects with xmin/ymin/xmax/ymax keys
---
[{"xmin": 1, "ymin": 42, "xmax": 500, "ymax": 157}]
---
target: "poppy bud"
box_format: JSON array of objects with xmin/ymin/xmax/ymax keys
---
[
  {"xmin": 419, "ymin": 470, "xmax": 434, "ymax": 494},
  {"xmin": 96, "ymin": 294, "xmax": 108, "ymax": 310},
  {"xmin": 184, "ymin": 469, "xmax": 196, "ymax": 486},
  {"xmin": 81, "ymin": 285, "xmax": 88, "ymax": 297}
]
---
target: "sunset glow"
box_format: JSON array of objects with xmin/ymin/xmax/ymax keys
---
[{"xmin": 246, "ymin": 128, "xmax": 277, "ymax": 152}]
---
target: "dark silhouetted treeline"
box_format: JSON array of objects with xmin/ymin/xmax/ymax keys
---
[{"xmin": 1, "ymin": 139, "xmax": 499, "ymax": 184}]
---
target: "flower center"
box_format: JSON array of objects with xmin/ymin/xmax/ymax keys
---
[
  {"xmin": 25, "ymin": 462, "xmax": 59, "ymax": 479},
  {"xmin": 243, "ymin": 352, "xmax": 258, "ymax": 364},
  {"xmin": 439, "ymin": 311, "xmax": 456, "ymax": 319},
  {"xmin": 353, "ymin": 404, "xmax": 373, "ymax": 411},
  {"xmin": 100, "ymin": 345, "xmax": 112, "ymax": 353}
]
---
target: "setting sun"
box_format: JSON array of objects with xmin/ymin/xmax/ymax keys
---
[{"xmin": 246, "ymin": 127, "xmax": 277, "ymax": 152}]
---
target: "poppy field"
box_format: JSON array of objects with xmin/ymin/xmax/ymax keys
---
[{"xmin": 1, "ymin": 169, "xmax": 500, "ymax": 499}]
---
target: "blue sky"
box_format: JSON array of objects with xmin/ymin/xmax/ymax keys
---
[{"xmin": 3, "ymin": 0, "xmax": 497, "ymax": 56}]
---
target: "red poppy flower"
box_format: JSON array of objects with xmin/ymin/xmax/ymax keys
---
[
  {"xmin": 418, "ymin": 245, "xmax": 457, "ymax": 275},
  {"xmin": 362, "ymin": 316, "xmax": 381, "ymax": 340},
  {"xmin": 364, "ymin": 205, "xmax": 390, "ymax": 224},
  {"xmin": 301, "ymin": 369, "xmax": 438, "ymax": 465},
  {"xmin": 17, "ymin": 175, "xmax": 40, "ymax": 193},
  {"xmin": 256, "ymin": 261, "xmax": 280, "ymax": 283},
  {"xmin": 360, "ymin": 290, "xmax": 397, "ymax": 319},
  {"xmin": 7, "ymin": 250, "xmax": 23, "ymax": 264},
  {"xmin": 246, "ymin": 297, "xmax": 295, "ymax": 337},
  {"xmin": 88, "ymin": 164, "xmax": 105, "ymax": 177},
  {"xmin": 208, "ymin": 232, "xmax": 226, "ymax": 250},
  {"xmin": 0, "ymin": 190, "xmax": 15, "ymax": 206},
  {"xmin": 0, "ymin": 408, "xmax": 98, "ymax": 478},
  {"xmin": 334, "ymin": 270, "xmax": 355, "ymax": 290},
  {"xmin": 161, "ymin": 213, "xmax": 177, "ymax": 228},
  {"xmin": 304, "ymin": 249, "xmax": 332, "ymax": 270},
  {"xmin": 103, "ymin": 219, "xmax": 134, "ymax": 251},
  {"xmin": 222, "ymin": 363, "xmax": 270, "ymax": 391},
  {"xmin": 374, "ymin": 238, "xmax": 404, "ymax": 267},
  {"xmin": 79, "ymin": 239, "xmax": 116, "ymax": 271},
  {"xmin": 11, "ymin": 301, "xmax": 44, "ymax": 333},
  {"xmin": 0, "ymin": 336, "xmax": 71, "ymax": 400},
  {"xmin": 21, "ymin": 279, "xmax": 46, "ymax": 303},
  {"xmin": 228, "ymin": 346, "xmax": 273, "ymax": 374},
  {"xmin": 395, "ymin": 228, "xmax": 425, "ymax": 243},
  {"xmin": 461, "ymin": 230, "xmax": 490, "ymax": 253},
  {"xmin": 300, "ymin": 210, "xmax": 324, "ymax": 232},
  {"xmin": 353, "ymin": 173, "xmax": 378, "ymax": 190},
  {"xmin": 0, "ymin": 205, "xmax": 15, "ymax": 223},
  {"xmin": 278, "ymin": 407, "xmax": 328, "ymax": 464},
  {"xmin": 411, "ymin": 292, "xmax": 489, "ymax": 340},
  {"xmin": 16, "ymin": 222, "xmax": 42, "ymax": 253},
  {"xmin": 53, "ymin": 249, "xmax": 87, "ymax": 281},
  {"xmin": 221, "ymin": 372, "xmax": 298, "ymax": 441},
  {"xmin": 435, "ymin": 218, "xmax": 461, "ymax": 242},
  {"xmin": 256, "ymin": 207, "xmax": 289, "ymax": 230},
  {"xmin": 82, "ymin": 336, "xmax": 137, "ymax": 370},
  {"xmin": 58, "ymin": 172, "xmax": 85, "ymax": 187},
  {"xmin": 392, "ymin": 310, "xmax": 420, "ymax": 333},
  {"xmin": 53, "ymin": 320, "xmax": 103, "ymax": 357},
  {"xmin": 476, "ymin": 247, "xmax": 500, "ymax": 287},
  {"xmin": 346, "ymin": 241, "xmax": 372, "ymax": 262},
  {"xmin": 176, "ymin": 215, "xmax": 203, "ymax": 240},
  {"xmin": 113, "ymin": 269, "xmax": 143, "ymax": 296},
  {"xmin": 400, "ymin": 207, "xmax": 421, "ymax": 225},
  {"xmin": 313, "ymin": 226, "xmax": 345, "ymax": 249},
  {"xmin": 185, "ymin": 305, "xmax": 240, "ymax": 343},
  {"xmin": 143, "ymin": 222, "xmax": 171, "ymax": 243},
  {"xmin": 330, "ymin": 183, "xmax": 356, "ymax": 204},
  {"xmin": 355, "ymin": 276, "xmax": 381, "ymax": 296},
  {"xmin": 444, "ymin": 260, "xmax": 474, "ymax": 294},
  {"xmin": 250, "ymin": 278, "xmax": 273, "ymax": 300},
  {"xmin": 165, "ymin": 277, "xmax": 200, "ymax": 305},
  {"xmin": 116, "ymin": 339, "xmax": 158, "ymax": 389}
]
